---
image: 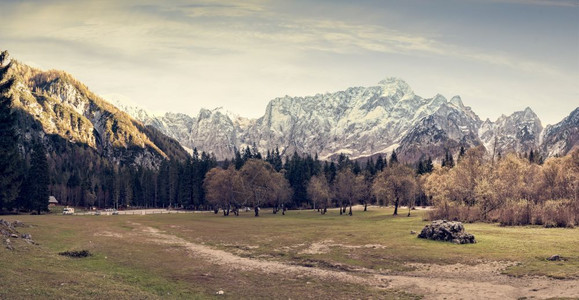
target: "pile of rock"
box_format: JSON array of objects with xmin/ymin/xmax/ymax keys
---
[
  {"xmin": 1, "ymin": 219, "xmax": 36, "ymax": 250},
  {"xmin": 418, "ymin": 220, "xmax": 476, "ymax": 244}
]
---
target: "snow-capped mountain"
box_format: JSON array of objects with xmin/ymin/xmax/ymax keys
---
[
  {"xmin": 479, "ymin": 107, "xmax": 543, "ymax": 157},
  {"xmin": 112, "ymin": 100, "xmax": 253, "ymax": 159},
  {"xmin": 115, "ymin": 78, "xmax": 577, "ymax": 162},
  {"xmin": 540, "ymin": 108, "xmax": 579, "ymax": 157},
  {"xmin": 244, "ymin": 79, "xmax": 482, "ymax": 161}
]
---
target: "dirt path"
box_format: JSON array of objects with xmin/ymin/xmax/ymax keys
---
[{"xmin": 126, "ymin": 222, "xmax": 579, "ymax": 300}]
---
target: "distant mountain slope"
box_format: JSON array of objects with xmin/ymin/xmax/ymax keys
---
[
  {"xmin": 117, "ymin": 78, "xmax": 576, "ymax": 162},
  {"xmin": 479, "ymin": 107, "xmax": 543, "ymax": 158},
  {"xmin": 540, "ymin": 108, "xmax": 579, "ymax": 157},
  {"xmin": 6, "ymin": 55, "xmax": 188, "ymax": 168}
]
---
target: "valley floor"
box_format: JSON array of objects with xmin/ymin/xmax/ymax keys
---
[{"xmin": 1, "ymin": 207, "xmax": 578, "ymax": 299}]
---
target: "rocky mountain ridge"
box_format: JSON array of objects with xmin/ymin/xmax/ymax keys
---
[
  {"xmin": 115, "ymin": 78, "xmax": 578, "ymax": 162},
  {"xmin": 5, "ymin": 54, "xmax": 188, "ymax": 168}
]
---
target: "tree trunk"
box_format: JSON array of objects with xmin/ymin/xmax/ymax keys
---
[
  {"xmin": 364, "ymin": 203, "xmax": 367, "ymax": 211},
  {"xmin": 254, "ymin": 206, "xmax": 259, "ymax": 217},
  {"xmin": 348, "ymin": 204, "xmax": 352, "ymax": 216},
  {"xmin": 393, "ymin": 198, "xmax": 399, "ymax": 215}
]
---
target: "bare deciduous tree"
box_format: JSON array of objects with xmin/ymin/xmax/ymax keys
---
[
  {"xmin": 307, "ymin": 174, "xmax": 331, "ymax": 214},
  {"xmin": 372, "ymin": 164, "xmax": 417, "ymax": 216}
]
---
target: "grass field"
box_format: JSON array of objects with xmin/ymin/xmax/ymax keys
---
[{"xmin": 1, "ymin": 207, "xmax": 578, "ymax": 299}]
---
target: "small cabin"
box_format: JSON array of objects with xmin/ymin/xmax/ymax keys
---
[{"xmin": 48, "ymin": 196, "xmax": 59, "ymax": 206}]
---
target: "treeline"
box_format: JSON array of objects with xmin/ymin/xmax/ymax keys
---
[
  {"xmin": 204, "ymin": 147, "xmax": 428, "ymax": 216},
  {"xmin": 424, "ymin": 146, "xmax": 579, "ymax": 227}
]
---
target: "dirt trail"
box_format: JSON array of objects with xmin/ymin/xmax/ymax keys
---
[{"xmin": 126, "ymin": 222, "xmax": 579, "ymax": 300}]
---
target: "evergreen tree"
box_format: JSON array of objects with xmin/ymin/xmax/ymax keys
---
[
  {"xmin": 352, "ymin": 160, "xmax": 361, "ymax": 175},
  {"xmin": 458, "ymin": 146, "xmax": 466, "ymax": 162},
  {"xmin": 26, "ymin": 141, "xmax": 50, "ymax": 214},
  {"xmin": 324, "ymin": 161, "xmax": 337, "ymax": 184},
  {"xmin": 365, "ymin": 157, "xmax": 376, "ymax": 176},
  {"xmin": 177, "ymin": 158, "xmax": 194, "ymax": 208},
  {"xmin": 0, "ymin": 50, "xmax": 22, "ymax": 212},
  {"xmin": 389, "ymin": 150, "xmax": 398, "ymax": 166},
  {"xmin": 243, "ymin": 146, "xmax": 253, "ymax": 161},
  {"xmin": 417, "ymin": 160, "xmax": 425, "ymax": 175},
  {"xmin": 234, "ymin": 148, "xmax": 244, "ymax": 170},
  {"xmin": 337, "ymin": 153, "xmax": 350, "ymax": 171},
  {"xmin": 442, "ymin": 150, "xmax": 455, "ymax": 168},
  {"xmin": 425, "ymin": 157, "xmax": 434, "ymax": 173},
  {"xmin": 375, "ymin": 155, "xmax": 386, "ymax": 172},
  {"xmin": 272, "ymin": 147, "xmax": 283, "ymax": 172}
]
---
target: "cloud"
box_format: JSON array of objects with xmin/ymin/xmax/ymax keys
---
[{"xmin": 1, "ymin": 0, "xmax": 570, "ymax": 80}]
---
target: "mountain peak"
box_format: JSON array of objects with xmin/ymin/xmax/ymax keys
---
[
  {"xmin": 450, "ymin": 96, "xmax": 464, "ymax": 108},
  {"xmin": 378, "ymin": 77, "xmax": 414, "ymax": 99},
  {"xmin": 523, "ymin": 106, "xmax": 536, "ymax": 116}
]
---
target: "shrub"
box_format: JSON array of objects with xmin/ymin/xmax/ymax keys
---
[
  {"xmin": 499, "ymin": 201, "xmax": 532, "ymax": 226},
  {"xmin": 59, "ymin": 250, "xmax": 92, "ymax": 258},
  {"xmin": 542, "ymin": 200, "xmax": 575, "ymax": 228}
]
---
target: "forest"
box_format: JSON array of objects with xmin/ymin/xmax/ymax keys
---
[{"xmin": 1, "ymin": 51, "xmax": 578, "ymax": 227}]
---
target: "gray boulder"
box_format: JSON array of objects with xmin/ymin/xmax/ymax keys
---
[{"xmin": 418, "ymin": 220, "xmax": 476, "ymax": 244}]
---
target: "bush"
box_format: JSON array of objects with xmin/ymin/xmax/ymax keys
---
[
  {"xmin": 499, "ymin": 200, "xmax": 575, "ymax": 228},
  {"xmin": 59, "ymin": 250, "xmax": 92, "ymax": 258},
  {"xmin": 542, "ymin": 200, "xmax": 575, "ymax": 228},
  {"xmin": 431, "ymin": 199, "xmax": 576, "ymax": 228},
  {"xmin": 499, "ymin": 201, "xmax": 531, "ymax": 226}
]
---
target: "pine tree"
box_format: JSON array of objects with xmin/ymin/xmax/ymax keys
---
[
  {"xmin": 442, "ymin": 150, "xmax": 455, "ymax": 168},
  {"xmin": 272, "ymin": 147, "xmax": 283, "ymax": 172},
  {"xmin": 417, "ymin": 160, "xmax": 425, "ymax": 175},
  {"xmin": 27, "ymin": 141, "xmax": 50, "ymax": 214},
  {"xmin": 389, "ymin": 150, "xmax": 398, "ymax": 166},
  {"xmin": 458, "ymin": 146, "xmax": 466, "ymax": 162},
  {"xmin": 375, "ymin": 155, "xmax": 385, "ymax": 172},
  {"xmin": 352, "ymin": 160, "xmax": 361, "ymax": 175},
  {"xmin": 0, "ymin": 50, "xmax": 22, "ymax": 212},
  {"xmin": 365, "ymin": 157, "xmax": 376, "ymax": 176},
  {"xmin": 243, "ymin": 146, "xmax": 253, "ymax": 161},
  {"xmin": 529, "ymin": 150, "xmax": 535, "ymax": 164},
  {"xmin": 234, "ymin": 148, "xmax": 244, "ymax": 170},
  {"xmin": 425, "ymin": 157, "xmax": 434, "ymax": 173}
]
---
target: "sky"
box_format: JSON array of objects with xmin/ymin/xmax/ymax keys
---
[{"xmin": 0, "ymin": 0, "xmax": 577, "ymax": 125}]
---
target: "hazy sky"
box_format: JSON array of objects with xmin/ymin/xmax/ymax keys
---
[{"xmin": 1, "ymin": 0, "xmax": 577, "ymax": 125}]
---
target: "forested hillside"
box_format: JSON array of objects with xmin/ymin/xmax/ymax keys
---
[{"xmin": 0, "ymin": 51, "xmax": 190, "ymax": 212}]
